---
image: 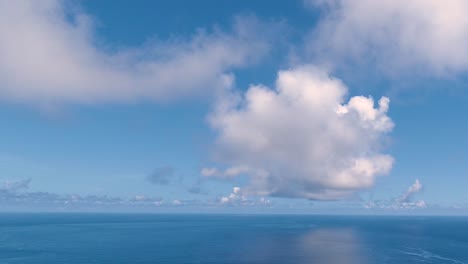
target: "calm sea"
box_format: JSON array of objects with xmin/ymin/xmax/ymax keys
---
[{"xmin": 0, "ymin": 213, "xmax": 466, "ymax": 263}]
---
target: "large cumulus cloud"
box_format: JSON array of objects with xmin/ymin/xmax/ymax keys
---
[{"xmin": 206, "ymin": 65, "xmax": 394, "ymax": 200}]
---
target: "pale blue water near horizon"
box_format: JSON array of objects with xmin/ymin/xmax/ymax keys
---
[{"xmin": 0, "ymin": 213, "xmax": 466, "ymax": 264}]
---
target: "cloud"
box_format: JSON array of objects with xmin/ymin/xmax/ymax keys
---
[
  {"xmin": 308, "ymin": 0, "xmax": 468, "ymax": 76},
  {"xmin": 207, "ymin": 65, "xmax": 393, "ymax": 200},
  {"xmin": 200, "ymin": 168, "xmax": 220, "ymax": 177},
  {"xmin": 0, "ymin": 0, "xmax": 274, "ymax": 105},
  {"xmin": 0, "ymin": 179, "xmax": 168, "ymax": 209},
  {"xmin": 2, "ymin": 178, "xmax": 31, "ymax": 192},
  {"xmin": 218, "ymin": 186, "xmax": 271, "ymax": 206},
  {"xmin": 398, "ymin": 179, "xmax": 423, "ymax": 204},
  {"xmin": 201, "ymin": 165, "xmax": 268, "ymax": 179},
  {"xmin": 220, "ymin": 186, "xmax": 244, "ymax": 204},
  {"xmin": 365, "ymin": 179, "xmax": 426, "ymax": 209},
  {"xmin": 147, "ymin": 166, "xmax": 175, "ymax": 185},
  {"xmin": 0, "ymin": 179, "xmax": 255, "ymax": 210},
  {"xmin": 394, "ymin": 179, "xmax": 426, "ymax": 209},
  {"xmin": 187, "ymin": 185, "xmax": 209, "ymax": 195}
]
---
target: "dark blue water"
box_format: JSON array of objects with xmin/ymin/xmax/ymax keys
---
[{"xmin": 0, "ymin": 214, "xmax": 466, "ymax": 263}]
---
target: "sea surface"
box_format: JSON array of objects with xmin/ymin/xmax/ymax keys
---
[{"xmin": 0, "ymin": 213, "xmax": 466, "ymax": 263}]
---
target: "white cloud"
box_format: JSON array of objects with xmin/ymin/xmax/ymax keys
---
[
  {"xmin": 200, "ymin": 167, "xmax": 220, "ymax": 177},
  {"xmin": 365, "ymin": 179, "xmax": 427, "ymax": 209},
  {"xmin": 308, "ymin": 0, "xmax": 468, "ymax": 75},
  {"xmin": 220, "ymin": 186, "xmax": 245, "ymax": 204},
  {"xmin": 201, "ymin": 165, "xmax": 268, "ymax": 179},
  {"xmin": 0, "ymin": 0, "xmax": 273, "ymax": 105},
  {"xmin": 398, "ymin": 179, "xmax": 423, "ymax": 203},
  {"xmin": 219, "ymin": 186, "xmax": 271, "ymax": 206},
  {"xmin": 395, "ymin": 179, "xmax": 426, "ymax": 209},
  {"xmin": 208, "ymin": 65, "xmax": 394, "ymax": 200}
]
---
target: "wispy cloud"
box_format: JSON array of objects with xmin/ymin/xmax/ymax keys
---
[
  {"xmin": 187, "ymin": 185, "xmax": 209, "ymax": 195},
  {"xmin": 2, "ymin": 178, "xmax": 31, "ymax": 192},
  {"xmin": 365, "ymin": 179, "xmax": 427, "ymax": 210},
  {"xmin": 147, "ymin": 166, "xmax": 176, "ymax": 185},
  {"xmin": 307, "ymin": 0, "xmax": 468, "ymax": 76},
  {"xmin": 0, "ymin": 0, "xmax": 277, "ymax": 105},
  {"xmin": 0, "ymin": 179, "xmax": 164, "ymax": 209},
  {"xmin": 397, "ymin": 179, "xmax": 424, "ymax": 204}
]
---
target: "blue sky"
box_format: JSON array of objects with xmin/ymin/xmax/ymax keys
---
[{"xmin": 0, "ymin": 0, "xmax": 467, "ymax": 214}]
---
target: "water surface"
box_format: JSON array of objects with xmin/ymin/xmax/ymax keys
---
[{"xmin": 0, "ymin": 213, "xmax": 466, "ymax": 263}]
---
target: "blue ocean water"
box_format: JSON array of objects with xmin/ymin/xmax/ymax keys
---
[{"xmin": 0, "ymin": 214, "xmax": 466, "ymax": 264}]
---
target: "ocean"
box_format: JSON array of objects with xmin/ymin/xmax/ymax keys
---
[{"xmin": 0, "ymin": 213, "xmax": 466, "ymax": 263}]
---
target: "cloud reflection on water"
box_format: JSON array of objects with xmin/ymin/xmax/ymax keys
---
[
  {"xmin": 235, "ymin": 226, "xmax": 370, "ymax": 264},
  {"xmin": 296, "ymin": 228, "xmax": 370, "ymax": 264}
]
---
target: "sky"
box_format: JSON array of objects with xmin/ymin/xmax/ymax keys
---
[{"xmin": 0, "ymin": 0, "xmax": 467, "ymax": 214}]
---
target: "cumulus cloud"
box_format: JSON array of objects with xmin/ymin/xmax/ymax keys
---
[
  {"xmin": 308, "ymin": 0, "xmax": 468, "ymax": 75},
  {"xmin": 365, "ymin": 179, "xmax": 426, "ymax": 209},
  {"xmin": 220, "ymin": 186, "xmax": 245, "ymax": 204},
  {"xmin": 147, "ymin": 166, "xmax": 175, "ymax": 185},
  {"xmin": 207, "ymin": 65, "xmax": 393, "ymax": 200},
  {"xmin": 219, "ymin": 186, "xmax": 271, "ymax": 206},
  {"xmin": 0, "ymin": 0, "xmax": 274, "ymax": 105},
  {"xmin": 394, "ymin": 179, "xmax": 426, "ymax": 209},
  {"xmin": 398, "ymin": 179, "xmax": 423, "ymax": 204}
]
